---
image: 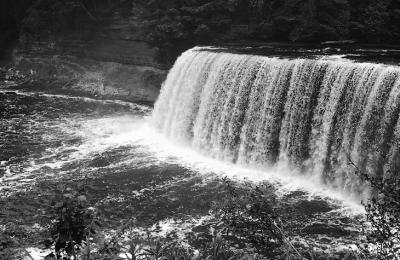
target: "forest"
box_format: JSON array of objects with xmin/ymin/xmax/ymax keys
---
[{"xmin": 1, "ymin": 0, "xmax": 400, "ymax": 63}]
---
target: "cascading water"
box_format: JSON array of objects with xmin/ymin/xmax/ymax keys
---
[{"xmin": 152, "ymin": 47, "xmax": 400, "ymax": 197}]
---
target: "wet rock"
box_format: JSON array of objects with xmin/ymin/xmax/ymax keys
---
[
  {"xmin": 301, "ymin": 222, "xmax": 351, "ymax": 237},
  {"xmin": 294, "ymin": 199, "xmax": 333, "ymax": 215},
  {"xmin": 14, "ymin": 55, "xmax": 167, "ymax": 104},
  {"xmin": 319, "ymin": 236, "xmax": 333, "ymax": 243},
  {"xmin": 284, "ymin": 190, "xmax": 308, "ymax": 199}
]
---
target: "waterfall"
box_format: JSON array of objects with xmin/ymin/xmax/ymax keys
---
[{"xmin": 152, "ymin": 47, "xmax": 400, "ymax": 196}]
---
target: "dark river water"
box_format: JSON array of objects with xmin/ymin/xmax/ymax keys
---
[{"xmin": 0, "ymin": 85, "xmax": 365, "ymax": 257}]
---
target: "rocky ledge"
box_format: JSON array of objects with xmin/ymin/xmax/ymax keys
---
[{"xmin": 6, "ymin": 53, "xmax": 167, "ymax": 106}]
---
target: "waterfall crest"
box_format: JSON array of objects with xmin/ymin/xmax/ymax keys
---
[{"xmin": 152, "ymin": 47, "xmax": 400, "ymax": 195}]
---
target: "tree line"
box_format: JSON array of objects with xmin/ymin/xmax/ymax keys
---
[{"xmin": 1, "ymin": 0, "xmax": 400, "ymax": 62}]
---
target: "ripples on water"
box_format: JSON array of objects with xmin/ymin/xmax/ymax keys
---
[
  {"xmin": 0, "ymin": 89, "xmax": 150, "ymax": 195},
  {"xmin": 0, "ymin": 87, "xmax": 364, "ymax": 255}
]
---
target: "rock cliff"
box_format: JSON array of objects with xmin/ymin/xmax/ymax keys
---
[{"xmin": 9, "ymin": 0, "xmax": 168, "ymax": 104}]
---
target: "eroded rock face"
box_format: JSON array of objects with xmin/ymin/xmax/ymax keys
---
[
  {"xmin": 13, "ymin": 55, "xmax": 167, "ymax": 104},
  {"xmin": 6, "ymin": 2, "xmax": 169, "ymax": 104}
]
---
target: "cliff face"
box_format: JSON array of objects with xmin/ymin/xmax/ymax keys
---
[
  {"xmin": 13, "ymin": 55, "xmax": 166, "ymax": 105},
  {"xmin": 11, "ymin": 0, "xmax": 168, "ymax": 104}
]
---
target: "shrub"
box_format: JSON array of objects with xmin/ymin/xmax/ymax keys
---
[
  {"xmin": 349, "ymin": 158, "xmax": 400, "ymax": 260},
  {"xmin": 42, "ymin": 184, "xmax": 265, "ymax": 260},
  {"xmin": 45, "ymin": 185, "xmax": 99, "ymax": 259},
  {"xmin": 212, "ymin": 179, "xmax": 304, "ymax": 259}
]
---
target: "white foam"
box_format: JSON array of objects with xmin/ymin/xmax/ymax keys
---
[
  {"xmin": 93, "ymin": 117, "xmax": 364, "ymax": 213},
  {"xmin": 1, "ymin": 110, "xmax": 364, "ymax": 213}
]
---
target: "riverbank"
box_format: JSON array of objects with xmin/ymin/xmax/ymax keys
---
[{"xmin": 2, "ymin": 54, "xmax": 166, "ymax": 106}]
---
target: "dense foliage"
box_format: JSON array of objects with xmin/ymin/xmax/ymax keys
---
[
  {"xmin": 0, "ymin": 0, "xmax": 130, "ymax": 55},
  {"xmin": 18, "ymin": 0, "xmax": 131, "ymax": 44},
  {"xmin": 350, "ymin": 159, "xmax": 400, "ymax": 260},
  {"xmin": 141, "ymin": 0, "xmax": 400, "ymax": 62},
  {"xmin": 1, "ymin": 0, "xmax": 400, "ymax": 63},
  {"xmin": 212, "ymin": 180, "xmax": 306, "ymax": 259},
  {"xmin": 0, "ymin": 0, "xmax": 32, "ymax": 59},
  {"xmin": 48, "ymin": 186, "xmax": 99, "ymax": 258}
]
